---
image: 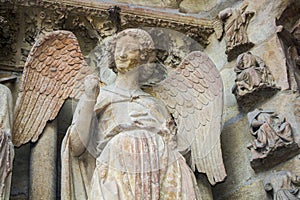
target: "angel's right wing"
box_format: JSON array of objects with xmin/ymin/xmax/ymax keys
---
[{"xmin": 13, "ymin": 31, "xmax": 90, "ymax": 147}]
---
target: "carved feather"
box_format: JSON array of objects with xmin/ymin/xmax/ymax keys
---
[
  {"xmin": 13, "ymin": 31, "xmax": 90, "ymax": 147},
  {"xmin": 153, "ymin": 51, "xmax": 226, "ymax": 185}
]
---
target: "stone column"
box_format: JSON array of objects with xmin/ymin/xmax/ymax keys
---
[{"xmin": 29, "ymin": 120, "xmax": 57, "ymax": 199}]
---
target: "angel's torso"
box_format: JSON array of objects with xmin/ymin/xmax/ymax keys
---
[{"xmin": 92, "ymin": 85, "xmax": 174, "ymax": 155}]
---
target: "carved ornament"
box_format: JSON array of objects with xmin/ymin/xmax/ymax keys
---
[{"xmin": 247, "ymin": 109, "xmax": 299, "ymax": 170}]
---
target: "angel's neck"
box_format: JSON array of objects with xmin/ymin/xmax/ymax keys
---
[{"xmin": 115, "ymin": 73, "xmax": 140, "ymax": 91}]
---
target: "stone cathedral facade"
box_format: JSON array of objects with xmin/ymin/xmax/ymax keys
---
[{"xmin": 0, "ymin": 0, "xmax": 300, "ymax": 199}]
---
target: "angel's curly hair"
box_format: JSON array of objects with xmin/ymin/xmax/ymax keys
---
[{"xmin": 106, "ymin": 28, "xmax": 156, "ymax": 74}]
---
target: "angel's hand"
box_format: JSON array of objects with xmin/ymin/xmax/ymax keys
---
[{"xmin": 84, "ymin": 74, "xmax": 100, "ymax": 100}]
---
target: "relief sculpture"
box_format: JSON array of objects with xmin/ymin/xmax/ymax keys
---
[
  {"xmin": 292, "ymin": 18, "xmax": 300, "ymax": 68},
  {"xmin": 218, "ymin": 4, "xmax": 255, "ymax": 61},
  {"xmin": 264, "ymin": 171, "xmax": 300, "ymax": 200},
  {"xmin": 9, "ymin": 27, "xmax": 226, "ymax": 199},
  {"xmin": 247, "ymin": 109, "xmax": 299, "ymax": 170},
  {"xmin": 276, "ymin": 17, "xmax": 300, "ymax": 92},
  {"xmin": 232, "ymin": 52, "xmax": 278, "ymax": 109},
  {"xmin": 61, "ymin": 28, "xmax": 226, "ymax": 199}
]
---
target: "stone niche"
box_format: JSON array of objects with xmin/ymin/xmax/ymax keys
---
[{"xmin": 1, "ymin": 0, "xmax": 300, "ymax": 200}]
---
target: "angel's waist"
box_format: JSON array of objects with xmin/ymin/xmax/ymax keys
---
[{"xmin": 94, "ymin": 125, "xmax": 176, "ymax": 152}]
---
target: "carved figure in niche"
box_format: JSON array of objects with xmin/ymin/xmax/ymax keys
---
[
  {"xmin": 0, "ymin": 84, "xmax": 14, "ymax": 200},
  {"xmin": 218, "ymin": 4, "xmax": 254, "ymax": 61},
  {"xmin": 232, "ymin": 52, "xmax": 278, "ymax": 107},
  {"xmin": 247, "ymin": 109, "xmax": 298, "ymax": 170},
  {"xmin": 288, "ymin": 18, "xmax": 300, "ymax": 92},
  {"xmin": 292, "ymin": 18, "xmax": 300, "ymax": 68},
  {"xmin": 61, "ymin": 28, "xmax": 226, "ymax": 199},
  {"xmin": 264, "ymin": 171, "xmax": 300, "ymax": 200}
]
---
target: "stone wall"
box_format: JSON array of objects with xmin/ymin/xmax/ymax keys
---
[
  {"xmin": 206, "ymin": 0, "xmax": 300, "ymax": 199},
  {"xmin": 0, "ymin": 0, "xmax": 300, "ymax": 199}
]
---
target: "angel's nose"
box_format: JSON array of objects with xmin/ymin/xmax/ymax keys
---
[{"xmin": 119, "ymin": 48, "xmax": 127, "ymax": 59}]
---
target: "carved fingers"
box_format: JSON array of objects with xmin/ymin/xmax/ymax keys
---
[{"xmin": 84, "ymin": 74, "xmax": 100, "ymax": 100}]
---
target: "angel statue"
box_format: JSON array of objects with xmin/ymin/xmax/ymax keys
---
[
  {"xmin": 8, "ymin": 26, "xmax": 225, "ymax": 198},
  {"xmin": 61, "ymin": 28, "xmax": 226, "ymax": 199}
]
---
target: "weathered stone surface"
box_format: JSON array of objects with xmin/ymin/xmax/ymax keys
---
[
  {"xmin": 273, "ymin": 155, "xmax": 300, "ymax": 175},
  {"xmin": 111, "ymin": 0, "xmax": 180, "ymax": 8},
  {"xmin": 196, "ymin": 174, "xmax": 213, "ymax": 200},
  {"xmin": 1, "ymin": 0, "xmax": 300, "ymax": 199},
  {"xmin": 179, "ymin": 0, "xmax": 220, "ymax": 13},
  {"xmin": 232, "ymin": 52, "xmax": 279, "ymax": 110},
  {"xmin": 62, "ymin": 28, "xmax": 226, "ymax": 199},
  {"xmin": 30, "ymin": 121, "xmax": 57, "ymax": 200},
  {"xmin": 264, "ymin": 171, "xmax": 300, "ymax": 199},
  {"xmin": 214, "ymin": 179, "xmax": 268, "ymax": 200},
  {"xmin": 247, "ymin": 109, "xmax": 299, "ymax": 171},
  {"xmin": 251, "ymin": 35, "xmax": 290, "ymax": 91},
  {"xmin": 10, "ymin": 145, "xmax": 30, "ymax": 200},
  {"xmin": 214, "ymin": 91, "xmax": 300, "ymax": 199},
  {"xmin": 213, "ymin": 115, "xmax": 255, "ymax": 199},
  {"xmin": 218, "ymin": 3, "xmax": 255, "ymax": 61},
  {"xmin": 12, "ymin": 30, "xmax": 90, "ymax": 148}
]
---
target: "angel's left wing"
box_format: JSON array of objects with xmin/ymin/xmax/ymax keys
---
[
  {"xmin": 152, "ymin": 51, "xmax": 226, "ymax": 185},
  {"xmin": 13, "ymin": 31, "xmax": 90, "ymax": 147}
]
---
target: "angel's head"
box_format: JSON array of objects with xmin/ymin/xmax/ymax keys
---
[{"xmin": 108, "ymin": 29, "xmax": 156, "ymax": 82}]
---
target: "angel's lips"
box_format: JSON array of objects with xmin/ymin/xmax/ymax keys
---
[
  {"xmin": 115, "ymin": 58, "xmax": 140, "ymax": 73},
  {"xmin": 115, "ymin": 58, "xmax": 129, "ymax": 65}
]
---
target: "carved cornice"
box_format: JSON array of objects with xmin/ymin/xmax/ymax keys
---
[
  {"xmin": 4, "ymin": 0, "xmax": 215, "ymax": 46},
  {"xmin": 0, "ymin": 0, "xmax": 217, "ymax": 72}
]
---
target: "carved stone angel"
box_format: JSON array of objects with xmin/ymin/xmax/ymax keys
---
[
  {"xmin": 11, "ymin": 27, "xmax": 225, "ymax": 198},
  {"xmin": 61, "ymin": 28, "xmax": 226, "ymax": 199}
]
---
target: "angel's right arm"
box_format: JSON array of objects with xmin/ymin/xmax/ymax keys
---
[
  {"xmin": 69, "ymin": 94, "xmax": 96, "ymax": 157},
  {"xmin": 69, "ymin": 75, "xmax": 99, "ymax": 157}
]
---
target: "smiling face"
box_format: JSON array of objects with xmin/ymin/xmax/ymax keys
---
[{"xmin": 114, "ymin": 35, "xmax": 141, "ymax": 74}]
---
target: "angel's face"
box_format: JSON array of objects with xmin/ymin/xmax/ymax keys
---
[{"xmin": 114, "ymin": 35, "xmax": 141, "ymax": 74}]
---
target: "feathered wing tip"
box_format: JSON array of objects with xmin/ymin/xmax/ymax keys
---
[
  {"xmin": 153, "ymin": 51, "xmax": 226, "ymax": 185},
  {"xmin": 13, "ymin": 30, "xmax": 91, "ymax": 147}
]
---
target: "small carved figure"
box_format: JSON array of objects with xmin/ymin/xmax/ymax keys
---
[
  {"xmin": 0, "ymin": 84, "xmax": 14, "ymax": 200},
  {"xmin": 288, "ymin": 19, "xmax": 300, "ymax": 91},
  {"xmin": 247, "ymin": 109, "xmax": 298, "ymax": 169},
  {"xmin": 292, "ymin": 18, "xmax": 300, "ymax": 68},
  {"xmin": 232, "ymin": 52, "xmax": 278, "ymax": 107},
  {"xmin": 264, "ymin": 171, "xmax": 300, "ymax": 200},
  {"xmin": 61, "ymin": 28, "xmax": 226, "ymax": 199},
  {"xmin": 218, "ymin": 4, "xmax": 255, "ymax": 61}
]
